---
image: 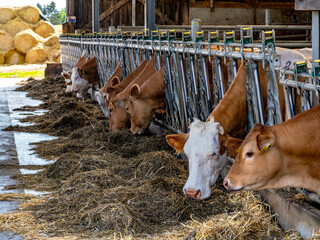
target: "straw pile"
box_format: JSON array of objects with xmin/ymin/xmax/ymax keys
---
[
  {"xmin": 0, "ymin": 5, "xmax": 60, "ymax": 64},
  {"xmin": 0, "ymin": 76, "xmax": 306, "ymax": 239}
]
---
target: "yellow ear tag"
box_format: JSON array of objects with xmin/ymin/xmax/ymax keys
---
[
  {"xmin": 236, "ymin": 148, "xmax": 239, "ymax": 153},
  {"xmin": 260, "ymin": 144, "xmax": 271, "ymax": 155}
]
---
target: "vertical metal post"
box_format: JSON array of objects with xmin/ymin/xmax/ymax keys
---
[
  {"xmin": 132, "ymin": 0, "xmax": 136, "ymax": 27},
  {"xmin": 265, "ymin": 9, "xmax": 271, "ymax": 25},
  {"xmin": 312, "ymin": 11, "xmax": 320, "ymax": 60},
  {"xmin": 191, "ymin": 19, "xmax": 201, "ymax": 41},
  {"xmin": 145, "ymin": 0, "xmax": 155, "ymax": 34},
  {"xmin": 92, "ymin": 0, "xmax": 99, "ymax": 33}
]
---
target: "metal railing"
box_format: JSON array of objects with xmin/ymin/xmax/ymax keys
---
[
  {"xmin": 59, "ymin": 27, "xmax": 320, "ymax": 204},
  {"xmin": 60, "ymin": 27, "xmax": 283, "ymax": 133}
]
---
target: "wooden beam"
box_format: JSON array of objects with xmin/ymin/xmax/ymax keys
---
[
  {"xmin": 82, "ymin": 0, "xmax": 130, "ymax": 30},
  {"xmin": 137, "ymin": 0, "xmax": 175, "ymax": 25},
  {"xmin": 190, "ymin": 0, "xmax": 294, "ymax": 9}
]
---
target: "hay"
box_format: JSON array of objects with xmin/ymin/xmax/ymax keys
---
[
  {"xmin": 0, "ymin": 31, "xmax": 14, "ymax": 51},
  {"xmin": 33, "ymin": 21, "xmax": 56, "ymax": 38},
  {"xmin": 3, "ymin": 76, "xmax": 304, "ymax": 239},
  {"xmin": 0, "ymin": 7, "xmax": 16, "ymax": 24},
  {"xmin": 4, "ymin": 49, "xmax": 24, "ymax": 64},
  {"xmin": 44, "ymin": 34, "xmax": 59, "ymax": 48},
  {"xmin": 17, "ymin": 6, "xmax": 40, "ymax": 24},
  {"xmin": 14, "ymin": 29, "xmax": 43, "ymax": 54},
  {"xmin": 25, "ymin": 45, "xmax": 48, "ymax": 63},
  {"xmin": 4, "ymin": 18, "xmax": 30, "ymax": 36},
  {"xmin": 0, "ymin": 52, "xmax": 4, "ymax": 64}
]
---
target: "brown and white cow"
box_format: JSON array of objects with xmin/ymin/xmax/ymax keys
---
[
  {"xmin": 224, "ymin": 104, "xmax": 320, "ymax": 195},
  {"xmin": 95, "ymin": 63, "xmax": 122, "ymax": 118},
  {"xmin": 108, "ymin": 56, "xmax": 156, "ymax": 132},
  {"xmin": 126, "ymin": 67, "xmax": 165, "ymax": 134},
  {"xmin": 166, "ymin": 48, "xmax": 307, "ymax": 200}
]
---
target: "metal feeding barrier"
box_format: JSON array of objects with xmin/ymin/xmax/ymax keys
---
[
  {"xmin": 59, "ymin": 26, "xmax": 283, "ymax": 133},
  {"xmin": 278, "ymin": 60, "xmax": 320, "ymax": 204},
  {"xmin": 59, "ymin": 26, "xmax": 320, "ymax": 204}
]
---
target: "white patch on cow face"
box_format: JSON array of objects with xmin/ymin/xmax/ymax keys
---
[
  {"xmin": 183, "ymin": 119, "xmax": 227, "ymax": 200},
  {"xmin": 96, "ymin": 92, "xmax": 109, "ymax": 118},
  {"xmin": 71, "ymin": 67, "xmax": 91, "ymax": 93}
]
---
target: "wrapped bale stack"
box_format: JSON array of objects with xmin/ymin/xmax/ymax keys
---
[{"xmin": 0, "ymin": 6, "xmax": 60, "ymax": 65}]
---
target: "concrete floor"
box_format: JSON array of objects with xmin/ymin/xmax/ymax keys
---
[{"xmin": 0, "ymin": 78, "xmax": 56, "ymax": 239}]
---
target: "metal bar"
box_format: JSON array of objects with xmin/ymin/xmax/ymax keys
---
[
  {"xmin": 145, "ymin": 0, "xmax": 155, "ymax": 33},
  {"xmin": 253, "ymin": 61, "xmax": 265, "ymax": 125},
  {"xmin": 312, "ymin": 11, "xmax": 320, "ymax": 60},
  {"xmin": 92, "ymin": 0, "xmax": 99, "ymax": 33}
]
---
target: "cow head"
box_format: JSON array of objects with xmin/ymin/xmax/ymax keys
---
[
  {"xmin": 61, "ymin": 71, "xmax": 73, "ymax": 93},
  {"xmin": 108, "ymin": 100, "xmax": 130, "ymax": 132},
  {"xmin": 166, "ymin": 117, "xmax": 227, "ymax": 200},
  {"xmin": 224, "ymin": 123, "xmax": 279, "ymax": 192},
  {"xmin": 71, "ymin": 67, "xmax": 91, "ymax": 95},
  {"xmin": 103, "ymin": 76, "xmax": 121, "ymax": 101},
  {"xmin": 126, "ymin": 84, "xmax": 165, "ymax": 134}
]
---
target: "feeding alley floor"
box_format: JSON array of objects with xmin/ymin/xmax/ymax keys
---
[{"xmin": 0, "ymin": 78, "xmax": 55, "ymax": 240}]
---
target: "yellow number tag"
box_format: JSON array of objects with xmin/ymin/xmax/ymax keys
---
[{"xmin": 260, "ymin": 144, "xmax": 271, "ymax": 155}]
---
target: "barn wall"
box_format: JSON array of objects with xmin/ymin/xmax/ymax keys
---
[{"xmin": 190, "ymin": 8, "xmax": 311, "ymax": 25}]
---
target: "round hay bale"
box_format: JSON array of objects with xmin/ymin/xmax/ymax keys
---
[
  {"xmin": 5, "ymin": 49, "xmax": 25, "ymax": 64},
  {"xmin": 17, "ymin": 6, "xmax": 40, "ymax": 24},
  {"xmin": 0, "ymin": 31, "xmax": 14, "ymax": 51},
  {"xmin": 14, "ymin": 29, "xmax": 43, "ymax": 54},
  {"xmin": 33, "ymin": 21, "xmax": 56, "ymax": 38},
  {"xmin": 0, "ymin": 52, "xmax": 4, "ymax": 64},
  {"xmin": 44, "ymin": 34, "xmax": 59, "ymax": 47},
  {"xmin": 25, "ymin": 45, "xmax": 48, "ymax": 63},
  {"xmin": 4, "ymin": 18, "xmax": 30, "ymax": 36},
  {"xmin": 0, "ymin": 7, "xmax": 16, "ymax": 24}
]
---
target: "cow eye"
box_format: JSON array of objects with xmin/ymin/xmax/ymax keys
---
[
  {"xmin": 126, "ymin": 107, "xmax": 129, "ymax": 112},
  {"xmin": 245, "ymin": 152, "xmax": 254, "ymax": 158},
  {"xmin": 109, "ymin": 109, "xmax": 112, "ymax": 113}
]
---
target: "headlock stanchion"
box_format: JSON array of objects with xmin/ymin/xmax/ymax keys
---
[
  {"xmin": 60, "ymin": 26, "xmax": 320, "ymax": 203},
  {"xmin": 60, "ymin": 28, "xmax": 283, "ymax": 132}
]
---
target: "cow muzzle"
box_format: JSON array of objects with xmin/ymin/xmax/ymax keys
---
[
  {"xmin": 223, "ymin": 178, "xmax": 242, "ymax": 191},
  {"xmin": 184, "ymin": 188, "xmax": 201, "ymax": 200}
]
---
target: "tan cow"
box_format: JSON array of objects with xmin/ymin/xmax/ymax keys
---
[
  {"xmin": 224, "ymin": 104, "xmax": 320, "ymax": 195},
  {"xmin": 108, "ymin": 56, "xmax": 156, "ymax": 132},
  {"xmin": 126, "ymin": 67, "xmax": 165, "ymax": 134},
  {"xmin": 96, "ymin": 63, "xmax": 122, "ymax": 118}
]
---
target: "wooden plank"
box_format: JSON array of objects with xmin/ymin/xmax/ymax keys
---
[
  {"xmin": 82, "ymin": 0, "xmax": 130, "ymax": 30},
  {"xmin": 190, "ymin": 0, "xmax": 294, "ymax": 9},
  {"xmin": 137, "ymin": 0, "xmax": 175, "ymax": 25}
]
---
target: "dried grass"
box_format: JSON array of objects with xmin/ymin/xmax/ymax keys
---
[
  {"xmin": 0, "ymin": 76, "xmax": 309, "ymax": 239},
  {"xmin": 0, "ymin": 7, "xmax": 16, "ymax": 24}
]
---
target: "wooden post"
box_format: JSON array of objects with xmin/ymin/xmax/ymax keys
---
[{"xmin": 132, "ymin": 0, "xmax": 136, "ymax": 26}]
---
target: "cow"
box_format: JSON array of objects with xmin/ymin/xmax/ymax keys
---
[
  {"xmin": 71, "ymin": 56, "xmax": 99, "ymax": 99},
  {"xmin": 126, "ymin": 67, "xmax": 165, "ymax": 134},
  {"xmin": 165, "ymin": 48, "xmax": 307, "ymax": 200},
  {"xmin": 223, "ymin": 104, "xmax": 320, "ymax": 195},
  {"xmin": 108, "ymin": 56, "xmax": 156, "ymax": 132},
  {"xmin": 95, "ymin": 63, "xmax": 122, "ymax": 118},
  {"xmin": 61, "ymin": 71, "xmax": 73, "ymax": 92}
]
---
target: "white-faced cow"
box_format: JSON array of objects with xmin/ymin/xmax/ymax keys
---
[
  {"xmin": 71, "ymin": 56, "xmax": 99, "ymax": 99},
  {"xmin": 224, "ymin": 104, "xmax": 320, "ymax": 195},
  {"xmin": 126, "ymin": 67, "xmax": 165, "ymax": 135},
  {"xmin": 166, "ymin": 48, "xmax": 308, "ymax": 200}
]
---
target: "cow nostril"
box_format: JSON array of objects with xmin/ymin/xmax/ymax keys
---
[
  {"xmin": 223, "ymin": 179, "xmax": 229, "ymax": 190},
  {"xmin": 195, "ymin": 190, "xmax": 201, "ymax": 199}
]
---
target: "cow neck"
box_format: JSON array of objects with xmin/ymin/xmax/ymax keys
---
[
  {"xmin": 116, "ymin": 59, "xmax": 148, "ymax": 92},
  {"xmin": 139, "ymin": 68, "xmax": 164, "ymax": 99},
  {"xmin": 212, "ymin": 64, "xmax": 247, "ymax": 138},
  {"xmin": 270, "ymin": 106, "xmax": 320, "ymax": 190},
  {"xmin": 116, "ymin": 57, "xmax": 156, "ymax": 102}
]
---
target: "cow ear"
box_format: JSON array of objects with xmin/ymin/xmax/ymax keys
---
[
  {"xmin": 130, "ymin": 84, "xmax": 140, "ymax": 98},
  {"xmin": 223, "ymin": 135, "xmax": 243, "ymax": 158},
  {"xmin": 255, "ymin": 124, "xmax": 275, "ymax": 154},
  {"xmin": 61, "ymin": 72, "xmax": 70, "ymax": 79},
  {"xmin": 110, "ymin": 76, "xmax": 120, "ymax": 86},
  {"xmin": 166, "ymin": 133, "xmax": 189, "ymax": 154},
  {"xmin": 78, "ymin": 68, "xmax": 85, "ymax": 77}
]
